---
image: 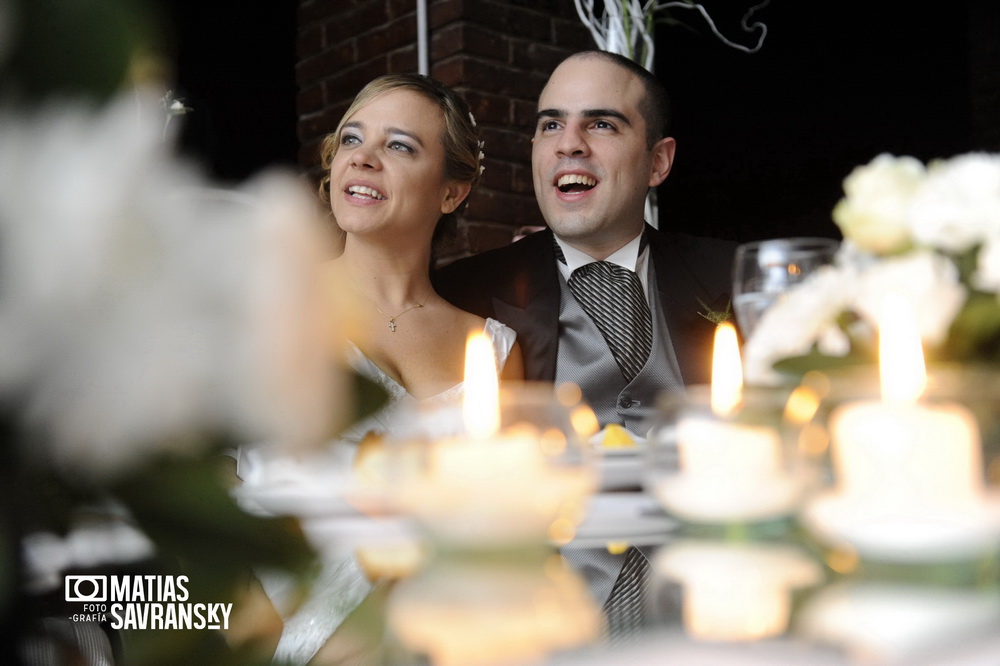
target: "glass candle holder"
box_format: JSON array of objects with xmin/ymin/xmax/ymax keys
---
[
  {"xmin": 797, "ymin": 579, "xmax": 1000, "ymax": 662},
  {"xmin": 800, "ymin": 365, "xmax": 1000, "ymax": 564},
  {"xmin": 645, "ymin": 385, "xmax": 817, "ymax": 525},
  {"xmin": 387, "ymin": 548, "xmax": 602, "ymax": 666},
  {"xmin": 653, "ymin": 537, "xmax": 823, "ymax": 643},
  {"xmin": 379, "ymin": 383, "xmax": 598, "ymax": 548}
]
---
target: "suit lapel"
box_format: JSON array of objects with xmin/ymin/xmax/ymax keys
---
[
  {"xmin": 492, "ymin": 230, "xmax": 561, "ymax": 381},
  {"xmin": 649, "ymin": 229, "xmax": 723, "ymax": 386}
]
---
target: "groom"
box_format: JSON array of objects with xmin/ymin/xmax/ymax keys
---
[{"xmin": 437, "ymin": 50, "xmax": 735, "ymax": 435}]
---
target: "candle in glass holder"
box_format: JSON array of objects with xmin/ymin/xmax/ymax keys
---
[
  {"xmin": 388, "ymin": 553, "xmax": 601, "ymax": 666},
  {"xmin": 804, "ymin": 294, "xmax": 999, "ymax": 559},
  {"xmin": 832, "ymin": 295, "xmax": 982, "ymax": 509},
  {"xmin": 652, "ymin": 323, "xmax": 804, "ymax": 523},
  {"xmin": 656, "ymin": 539, "xmax": 822, "ymax": 642},
  {"xmin": 393, "ymin": 332, "xmax": 594, "ymax": 546}
]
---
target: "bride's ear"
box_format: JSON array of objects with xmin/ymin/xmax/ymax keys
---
[{"xmin": 440, "ymin": 181, "xmax": 472, "ymax": 215}]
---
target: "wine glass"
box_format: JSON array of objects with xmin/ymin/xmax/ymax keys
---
[{"xmin": 732, "ymin": 237, "xmax": 839, "ymax": 339}]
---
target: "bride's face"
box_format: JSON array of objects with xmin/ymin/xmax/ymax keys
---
[{"xmin": 329, "ymin": 89, "xmax": 469, "ymax": 239}]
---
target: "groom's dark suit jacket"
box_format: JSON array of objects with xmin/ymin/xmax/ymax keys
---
[{"xmin": 435, "ymin": 225, "xmax": 736, "ymax": 387}]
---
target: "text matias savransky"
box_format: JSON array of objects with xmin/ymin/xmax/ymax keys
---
[{"xmin": 65, "ymin": 574, "xmax": 233, "ymax": 631}]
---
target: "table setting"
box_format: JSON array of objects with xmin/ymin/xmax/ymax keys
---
[
  {"xmin": 5, "ymin": 72, "xmax": 1000, "ymax": 664},
  {"xmin": 224, "ymin": 152, "xmax": 1000, "ymax": 665}
]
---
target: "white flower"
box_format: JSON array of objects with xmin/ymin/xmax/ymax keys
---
[
  {"xmin": 852, "ymin": 250, "xmax": 966, "ymax": 346},
  {"xmin": 743, "ymin": 265, "xmax": 857, "ymax": 385},
  {"xmin": 742, "ymin": 250, "xmax": 966, "ymax": 385},
  {"xmin": 832, "ymin": 153, "xmax": 924, "ymax": 255},
  {"xmin": 168, "ymin": 99, "xmax": 192, "ymax": 115},
  {"xmin": 0, "ymin": 89, "xmax": 343, "ymax": 478},
  {"xmin": 908, "ymin": 153, "xmax": 1000, "ymax": 253},
  {"xmin": 973, "ymin": 234, "xmax": 1000, "ymax": 294}
]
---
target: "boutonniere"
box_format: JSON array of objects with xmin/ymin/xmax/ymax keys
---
[{"xmin": 697, "ymin": 298, "xmax": 733, "ymax": 325}]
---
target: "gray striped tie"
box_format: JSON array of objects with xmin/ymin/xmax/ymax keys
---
[
  {"xmin": 603, "ymin": 546, "xmax": 650, "ymax": 644},
  {"xmin": 567, "ymin": 261, "xmax": 653, "ymax": 382}
]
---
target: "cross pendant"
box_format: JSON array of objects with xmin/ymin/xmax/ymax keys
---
[{"xmin": 388, "ymin": 319, "xmax": 397, "ymax": 332}]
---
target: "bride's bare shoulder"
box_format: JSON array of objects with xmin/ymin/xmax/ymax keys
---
[{"xmin": 435, "ymin": 298, "xmax": 488, "ymax": 332}]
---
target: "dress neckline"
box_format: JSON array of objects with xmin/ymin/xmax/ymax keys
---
[{"xmin": 346, "ymin": 318, "xmax": 509, "ymax": 403}]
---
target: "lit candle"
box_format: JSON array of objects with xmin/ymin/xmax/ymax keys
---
[
  {"xmin": 804, "ymin": 294, "xmax": 997, "ymax": 559},
  {"xmin": 830, "ymin": 295, "xmax": 982, "ymax": 511},
  {"xmin": 395, "ymin": 332, "xmax": 593, "ymax": 546},
  {"xmin": 653, "ymin": 323, "xmax": 804, "ymax": 523}
]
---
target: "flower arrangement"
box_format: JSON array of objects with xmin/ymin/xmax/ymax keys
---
[
  {"xmin": 0, "ymin": 2, "xmax": 354, "ymax": 662},
  {"xmin": 744, "ymin": 152, "xmax": 1000, "ymax": 385}
]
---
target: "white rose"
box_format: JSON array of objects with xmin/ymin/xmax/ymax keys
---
[
  {"xmin": 853, "ymin": 250, "xmax": 966, "ymax": 346},
  {"xmin": 973, "ymin": 234, "xmax": 1000, "ymax": 294},
  {"xmin": 908, "ymin": 153, "xmax": 1000, "ymax": 253},
  {"xmin": 832, "ymin": 154, "xmax": 925, "ymax": 255},
  {"xmin": 0, "ymin": 90, "xmax": 343, "ymax": 479},
  {"xmin": 743, "ymin": 264, "xmax": 856, "ymax": 385}
]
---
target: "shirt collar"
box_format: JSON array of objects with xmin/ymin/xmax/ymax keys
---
[{"xmin": 553, "ymin": 231, "xmax": 646, "ymax": 274}]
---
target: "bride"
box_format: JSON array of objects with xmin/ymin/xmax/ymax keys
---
[
  {"xmin": 325, "ymin": 73, "xmax": 522, "ymax": 436},
  {"xmin": 249, "ymin": 74, "xmax": 522, "ymax": 664}
]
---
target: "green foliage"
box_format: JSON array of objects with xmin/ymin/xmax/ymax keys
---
[
  {"xmin": 772, "ymin": 346, "xmax": 875, "ymax": 379},
  {"xmin": 697, "ymin": 297, "xmax": 733, "ymax": 325},
  {"xmin": 945, "ymin": 291, "xmax": 1000, "ymax": 364},
  {"xmin": 2, "ymin": 0, "xmax": 162, "ymax": 103}
]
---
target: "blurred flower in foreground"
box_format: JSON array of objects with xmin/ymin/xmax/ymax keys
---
[
  {"xmin": 0, "ymin": 88, "xmax": 343, "ymax": 479},
  {"xmin": 745, "ymin": 152, "xmax": 1000, "ymax": 384}
]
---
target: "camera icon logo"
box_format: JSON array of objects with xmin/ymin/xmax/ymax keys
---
[{"xmin": 65, "ymin": 575, "xmax": 108, "ymax": 602}]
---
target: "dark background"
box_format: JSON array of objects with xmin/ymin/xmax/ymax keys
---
[
  {"xmin": 164, "ymin": 1, "xmax": 299, "ymax": 184},
  {"xmin": 165, "ymin": 0, "xmax": 987, "ymax": 242}
]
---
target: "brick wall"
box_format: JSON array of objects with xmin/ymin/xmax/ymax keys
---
[{"xmin": 296, "ymin": 0, "xmax": 593, "ymax": 261}]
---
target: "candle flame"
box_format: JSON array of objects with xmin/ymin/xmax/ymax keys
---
[
  {"xmin": 878, "ymin": 293, "xmax": 926, "ymax": 403},
  {"xmin": 463, "ymin": 331, "xmax": 500, "ymax": 438},
  {"xmin": 711, "ymin": 322, "xmax": 743, "ymax": 416}
]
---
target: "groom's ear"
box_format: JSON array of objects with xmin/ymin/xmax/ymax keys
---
[
  {"xmin": 440, "ymin": 181, "xmax": 472, "ymax": 215},
  {"xmin": 648, "ymin": 136, "xmax": 676, "ymax": 187}
]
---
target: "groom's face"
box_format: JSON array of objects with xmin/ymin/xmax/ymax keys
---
[{"xmin": 531, "ymin": 56, "xmax": 673, "ymax": 258}]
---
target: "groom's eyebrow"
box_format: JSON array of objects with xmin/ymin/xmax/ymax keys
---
[
  {"xmin": 536, "ymin": 108, "xmax": 564, "ymax": 122},
  {"xmin": 535, "ymin": 108, "xmax": 632, "ymax": 125}
]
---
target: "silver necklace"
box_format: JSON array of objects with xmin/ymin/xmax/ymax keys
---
[{"xmin": 352, "ymin": 279, "xmax": 430, "ymax": 332}]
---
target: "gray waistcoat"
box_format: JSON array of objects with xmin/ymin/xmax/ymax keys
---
[{"xmin": 554, "ymin": 259, "xmax": 684, "ymax": 435}]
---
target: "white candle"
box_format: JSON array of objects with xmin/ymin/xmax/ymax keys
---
[
  {"xmin": 653, "ymin": 323, "xmax": 803, "ymax": 523},
  {"xmin": 401, "ymin": 430, "xmax": 589, "ymax": 546},
  {"xmin": 394, "ymin": 333, "xmax": 593, "ymax": 546},
  {"xmin": 831, "ymin": 402, "xmax": 982, "ymax": 510},
  {"xmin": 804, "ymin": 294, "xmax": 997, "ymax": 559},
  {"xmin": 828, "ymin": 294, "xmax": 984, "ymax": 510}
]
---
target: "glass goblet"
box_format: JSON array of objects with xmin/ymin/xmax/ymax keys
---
[{"xmin": 732, "ymin": 237, "xmax": 839, "ymax": 340}]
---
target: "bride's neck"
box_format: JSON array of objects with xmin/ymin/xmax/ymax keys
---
[{"xmin": 340, "ymin": 240, "xmax": 432, "ymax": 308}]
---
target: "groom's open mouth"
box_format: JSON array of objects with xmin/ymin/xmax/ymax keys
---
[{"xmin": 556, "ymin": 173, "xmax": 597, "ymax": 194}]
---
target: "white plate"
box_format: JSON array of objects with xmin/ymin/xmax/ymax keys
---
[
  {"xmin": 233, "ymin": 484, "xmax": 359, "ymax": 518},
  {"xmin": 569, "ymin": 492, "xmax": 678, "ymax": 547},
  {"xmin": 802, "ymin": 492, "xmax": 1000, "ymax": 562}
]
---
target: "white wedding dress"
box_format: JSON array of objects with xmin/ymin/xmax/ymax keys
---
[{"xmin": 243, "ymin": 318, "xmax": 517, "ymax": 665}]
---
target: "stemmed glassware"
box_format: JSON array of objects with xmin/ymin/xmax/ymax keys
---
[{"xmin": 732, "ymin": 237, "xmax": 839, "ymax": 340}]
